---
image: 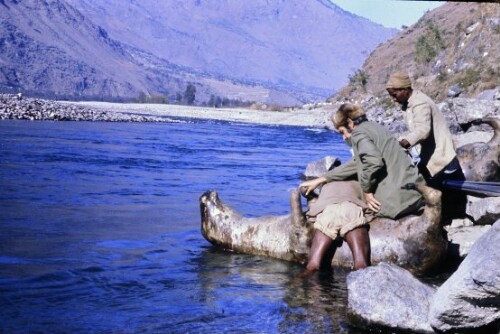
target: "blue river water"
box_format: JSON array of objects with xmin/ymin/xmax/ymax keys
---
[{"xmin": 0, "ymin": 118, "xmax": 368, "ymax": 333}]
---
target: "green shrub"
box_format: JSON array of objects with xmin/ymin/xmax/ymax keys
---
[
  {"xmin": 437, "ymin": 68, "xmax": 448, "ymax": 82},
  {"xmin": 348, "ymin": 69, "xmax": 369, "ymax": 90},
  {"xmin": 415, "ymin": 21, "xmax": 444, "ymax": 63},
  {"xmin": 456, "ymin": 68, "xmax": 481, "ymax": 88}
]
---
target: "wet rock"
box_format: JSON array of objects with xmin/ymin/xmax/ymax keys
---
[
  {"xmin": 429, "ymin": 221, "xmax": 500, "ymax": 332},
  {"xmin": 347, "ymin": 262, "xmax": 436, "ymax": 334}
]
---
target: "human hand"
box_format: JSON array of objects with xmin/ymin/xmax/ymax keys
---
[
  {"xmin": 364, "ymin": 192, "xmax": 381, "ymax": 213},
  {"xmin": 299, "ymin": 177, "xmax": 327, "ymax": 197},
  {"xmin": 399, "ymin": 138, "xmax": 411, "ymax": 149}
]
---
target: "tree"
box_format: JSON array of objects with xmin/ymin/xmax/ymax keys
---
[
  {"xmin": 175, "ymin": 92, "xmax": 182, "ymax": 104},
  {"xmin": 415, "ymin": 20, "xmax": 444, "ymax": 63},
  {"xmin": 136, "ymin": 92, "xmax": 147, "ymax": 103},
  {"xmin": 348, "ymin": 69, "xmax": 369, "ymax": 90},
  {"xmin": 183, "ymin": 83, "xmax": 196, "ymax": 105}
]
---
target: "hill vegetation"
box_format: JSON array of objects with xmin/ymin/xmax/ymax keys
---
[{"xmin": 332, "ymin": 2, "xmax": 500, "ymax": 104}]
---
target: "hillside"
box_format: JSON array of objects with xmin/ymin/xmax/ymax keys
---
[
  {"xmin": 332, "ymin": 2, "xmax": 500, "ymax": 104},
  {"xmin": 0, "ymin": 0, "xmax": 183, "ymax": 100},
  {"xmin": 0, "ymin": 0, "xmax": 396, "ymax": 105}
]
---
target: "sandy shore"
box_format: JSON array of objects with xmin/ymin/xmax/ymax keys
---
[{"xmin": 70, "ymin": 101, "xmax": 331, "ymax": 128}]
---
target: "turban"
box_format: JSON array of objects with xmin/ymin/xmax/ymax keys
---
[{"xmin": 386, "ymin": 71, "xmax": 412, "ymax": 89}]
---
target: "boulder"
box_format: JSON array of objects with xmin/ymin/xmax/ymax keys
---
[
  {"xmin": 429, "ymin": 221, "xmax": 500, "ymax": 332},
  {"xmin": 453, "ymin": 131, "xmax": 492, "ymax": 148},
  {"xmin": 445, "ymin": 224, "xmax": 491, "ymax": 258},
  {"xmin": 445, "ymin": 97, "xmax": 500, "ymax": 125},
  {"xmin": 347, "ymin": 262, "xmax": 436, "ymax": 334},
  {"xmin": 448, "ymin": 84, "xmax": 463, "ymax": 98},
  {"xmin": 303, "ymin": 156, "xmax": 341, "ymax": 179},
  {"xmin": 467, "ymin": 196, "xmax": 500, "ymax": 225},
  {"xmin": 477, "ymin": 88, "xmax": 500, "ymax": 101}
]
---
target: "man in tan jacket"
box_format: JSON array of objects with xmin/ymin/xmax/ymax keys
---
[{"xmin": 386, "ymin": 71, "xmax": 466, "ymax": 219}]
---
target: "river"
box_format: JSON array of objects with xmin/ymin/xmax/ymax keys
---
[{"xmin": 0, "ymin": 118, "xmax": 374, "ymax": 333}]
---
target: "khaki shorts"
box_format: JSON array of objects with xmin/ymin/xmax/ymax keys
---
[{"xmin": 314, "ymin": 201, "xmax": 367, "ymax": 240}]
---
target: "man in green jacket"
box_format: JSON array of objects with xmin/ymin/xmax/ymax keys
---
[{"xmin": 300, "ymin": 103, "xmax": 424, "ymax": 273}]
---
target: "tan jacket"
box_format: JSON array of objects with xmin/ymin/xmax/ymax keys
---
[{"xmin": 403, "ymin": 90, "xmax": 456, "ymax": 177}]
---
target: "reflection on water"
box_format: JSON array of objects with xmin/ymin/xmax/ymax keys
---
[
  {"xmin": 184, "ymin": 244, "xmax": 360, "ymax": 334},
  {"xmin": 0, "ymin": 234, "xmax": 361, "ymax": 333},
  {"xmin": 0, "ymin": 119, "xmax": 373, "ymax": 333}
]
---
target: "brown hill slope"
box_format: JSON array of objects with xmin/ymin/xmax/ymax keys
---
[{"xmin": 333, "ymin": 2, "xmax": 500, "ymax": 103}]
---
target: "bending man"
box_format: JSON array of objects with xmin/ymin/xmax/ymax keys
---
[
  {"xmin": 386, "ymin": 71, "xmax": 466, "ymax": 219},
  {"xmin": 300, "ymin": 104, "xmax": 424, "ymax": 272}
]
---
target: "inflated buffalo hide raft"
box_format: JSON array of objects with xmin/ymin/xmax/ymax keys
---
[{"xmin": 200, "ymin": 183, "xmax": 446, "ymax": 275}]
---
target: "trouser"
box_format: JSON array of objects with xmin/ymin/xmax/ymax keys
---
[{"xmin": 418, "ymin": 157, "xmax": 467, "ymax": 220}]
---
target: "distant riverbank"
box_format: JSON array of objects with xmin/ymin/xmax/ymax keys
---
[
  {"xmin": 0, "ymin": 94, "xmax": 331, "ymax": 128},
  {"xmin": 3, "ymin": 95, "xmax": 497, "ymax": 149},
  {"xmin": 69, "ymin": 101, "xmax": 331, "ymax": 128}
]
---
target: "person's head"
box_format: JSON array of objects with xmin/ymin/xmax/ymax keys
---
[
  {"xmin": 332, "ymin": 103, "xmax": 366, "ymax": 141},
  {"xmin": 386, "ymin": 71, "xmax": 412, "ymax": 105}
]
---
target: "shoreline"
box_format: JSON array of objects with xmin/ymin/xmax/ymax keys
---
[
  {"xmin": 0, "ymin": 93, "xmax": 332, "ymax": 128},
  {"xmin": 2, "ymin": 95, "xmax": 497, "ymax": 149},
  {"xmin": 67, "ymin": 101, "xmax": 331, "ymax": 128}
]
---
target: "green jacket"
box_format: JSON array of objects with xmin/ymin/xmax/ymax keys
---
[{"xmin": 323, "ymin": 121, "xmax": 424, "ymax": 219}]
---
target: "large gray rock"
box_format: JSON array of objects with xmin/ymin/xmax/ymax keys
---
[
  {"xmin": 429, "ymin": 221, "xmax": 500, "ymax": 332},
  {"xmin": 445, "ymin": 224, "xmax": 491, "ymax": 258},
  {"xmin": 467, "ymin": 196, "xmax": 500, "ymax": 225},
  {"xmin": 448, "ymin": 84, "xmax": 463, "ymax": 98},
  {"xmin": 302, "ymin": 156, "xmax": 341, "ymax": 179},
  {"xmin": 445, "ymin": 97, "xmax": 500, "ymax": 125},
  {"xmin": 453, "ymin": 131, "xmax": 493, "ymax": 148},
  {"xmin": 477, "ymin": 88, "xmax": 500, "ymax": 101},
  {"xmin": 347, "ymin": 262, "xmax": 436, "ymax": 333}
]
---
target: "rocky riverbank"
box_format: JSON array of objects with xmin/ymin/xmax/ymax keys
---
[
  {"xmin": 2, "ymin": 93, "xmax": 500, "ymax": 167},
  {"xmin": 2, "ymin": 93, "xmax": 500, "ymax": 138},
  {"xmin": 304, "ymin": 157, "xmax": 500, "ymax": 333},
  {"xmin": 347, "ymin": 222, "xmax": 500, "ymax": 334},
  {"xmin": 0, "ymin": 94, "xmax": 331, "ymax": 127},
  {"xmin": 0, "ymin": 94, "xmax": 184, "ymax": 123}
]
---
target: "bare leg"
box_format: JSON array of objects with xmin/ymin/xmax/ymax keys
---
[
  {"xmin": 344, "ymin": 226, "xmax": 371, "ymax": 270},
  {"xmin": 305, "ymin": 230, "xmax": 336, "ymax": 272}
]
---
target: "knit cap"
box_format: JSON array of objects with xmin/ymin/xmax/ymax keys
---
[{"xmin": 386, "ymin": 71, "xmax": 412, "ymax": 89}]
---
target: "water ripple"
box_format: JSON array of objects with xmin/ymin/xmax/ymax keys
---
[{"xmin": 0, "ymin": 120, "xmax": 360, "ymax": 333}]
